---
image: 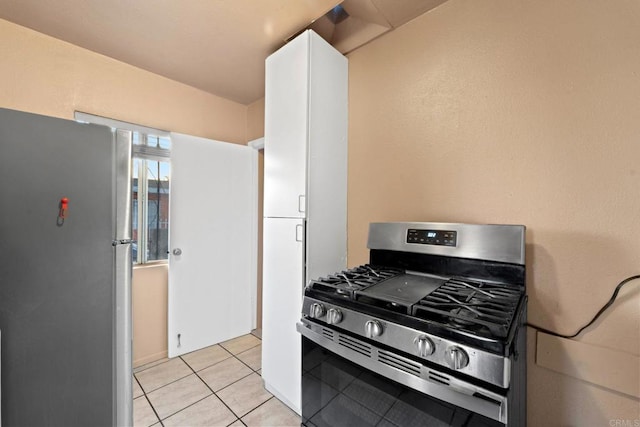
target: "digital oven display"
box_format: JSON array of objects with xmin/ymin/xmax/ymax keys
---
[{"xmin": 406, "ymin": 229, "xmax": 457, "ymax": 247}]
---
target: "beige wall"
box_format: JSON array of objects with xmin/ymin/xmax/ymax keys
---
[
  {"xmin": 347, "ymin": 0, "xmax": 640, "ymax": 424},
  {"xmin": 0, "ymin": 18, "xmax": 253, "ymax": 366},
  {"xmin": 247, "ymin": 97, "xmax": 266, "ymax": 142},
  {"xmin": 0, "ymin": 18, "xmax": 247, "ymax": 143},
  {"xmin": 132, "ymin": 265, "xmax": 169, "ymax": 366}
]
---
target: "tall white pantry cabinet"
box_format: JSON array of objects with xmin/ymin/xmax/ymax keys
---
[{"xmin": 261, "ymin": 30, "xmax": 348, "ymax": 413}]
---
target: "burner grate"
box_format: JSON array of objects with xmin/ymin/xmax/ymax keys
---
[
  {"xmin": 413, "ymin": 279, "xmax": 522, "ymax": 338},
  {"xmin": 307, "ymin": 264, "xmax": 403, "ymax": 299}
]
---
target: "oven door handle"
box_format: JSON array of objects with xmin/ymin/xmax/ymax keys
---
[{"xmin": 297, "ymin": 320, "xmax": 508, "ymax": 424}]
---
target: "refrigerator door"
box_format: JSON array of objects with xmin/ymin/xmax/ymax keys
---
[
  {"xmin": 0, "ymin": 108, "xmax": 121, "ymax": 426},
  {"xmin": 261, "ymin": 217, "xmax": 304, "ymax": 414},
  {"xmin": 114, "ymin": 129, "xmax": 133, "ymax": 427}
]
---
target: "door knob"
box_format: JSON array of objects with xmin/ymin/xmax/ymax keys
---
[{"xmin": 172, "ymin": 248, "xmax": 182, "ymax": 256}]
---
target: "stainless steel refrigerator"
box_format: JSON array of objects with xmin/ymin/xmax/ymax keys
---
[{"xmin": 0, "ymin": 108, "xmax": 132, "ymax": 426}]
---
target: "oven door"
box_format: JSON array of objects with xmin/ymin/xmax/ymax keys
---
[{"xmin": 298, "ymin": 321, "xmax": 506, "ymax": 427}]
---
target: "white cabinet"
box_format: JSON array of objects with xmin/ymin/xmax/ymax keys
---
[
  {"xmin": 264, "ymin": 30, "xmax": 348, "ymax": 221},
  {"xmin": 261, "ymin": 217, "xmax": 304, "ymax": 412},
  {"xmin": 305, "ymin": 32, "xmax": 348, "ymax": 281},
  {"xmin": 264, "ymin": 33, "xmax": 309, "ymax": 219},
  {"xmin": 262, "ymin": 30, "xmax": 348, "ymax": 414}
]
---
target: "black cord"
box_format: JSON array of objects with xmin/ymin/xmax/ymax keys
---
[{"xmin": 526, "ymin": 274, "xmax": 640, "ymax": 339}]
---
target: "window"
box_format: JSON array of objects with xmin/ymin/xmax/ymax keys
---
[
  {"xmin": 73, "ymin": 112, "xmax": 171, "ymax": 265},
  {"xmin": 132, "ymin": 133, "xmax": 171, "ymax": 264}
]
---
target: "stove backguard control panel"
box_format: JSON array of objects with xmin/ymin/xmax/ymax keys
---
[{"xmin": 407, "ymin": 229, "xmax": 457, "ymax": 246}]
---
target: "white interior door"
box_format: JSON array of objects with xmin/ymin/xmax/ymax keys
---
[{"xmin": 168, "ymin": 133, "xmax": 257, "ymax": 358}]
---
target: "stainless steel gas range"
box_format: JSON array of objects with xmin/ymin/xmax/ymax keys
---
[{"xmin": 297, "ymin": 222, "xmax": 527, "ymax": 427}]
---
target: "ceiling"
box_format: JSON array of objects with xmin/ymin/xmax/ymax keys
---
[{"xmin": 0, "ymin": 0, "xmax": 447, "ymax": 105}]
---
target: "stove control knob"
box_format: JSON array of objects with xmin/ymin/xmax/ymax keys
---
[
  {"xmin": 309, "ymin": 303, "xmax": 326, "ymax": 319},
  {"xmin": 365, "ymin": 320, "xmax": 383, "ymax": 338},
  {"xmin": 445, "ymin": 346, "xmax": 469, "ymax": 370},
  {"xmin": 326, "ymin": 308, "xmax": 343, "ymax": 325},
  {"xmin": 414, "ymin": 335, "xmax": 435, "ymax": 357}
]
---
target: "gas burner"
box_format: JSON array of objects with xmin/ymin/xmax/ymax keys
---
[
  {"xmin": 413, "ymin": 278, "xmax": 522, "ymax": 339},
  {"xmin": 449, "ymin": 306, "xmax": 480, "ymax": 326},
  {"xmin": 307, "ymin": 264, "xmax": 404, "ymax": 298}
]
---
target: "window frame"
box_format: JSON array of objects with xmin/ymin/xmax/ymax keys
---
[
  {"xmin": 74, "ymin": 112, "xmax": 171, "ymax": 265},
  {"xmin": 132, "ymin": 135, "xmax": 171, "ymax": 264}
]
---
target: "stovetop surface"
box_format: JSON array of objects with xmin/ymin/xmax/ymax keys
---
[
  {"xmin": 359, "ymin": 273, "xmax": 444, "ymax": 309},
  {"xmin": 305, "ymin": 263, "xmax": 525, "ymax": 349}
]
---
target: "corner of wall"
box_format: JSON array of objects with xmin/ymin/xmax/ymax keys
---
[{"xmin": 246, "ymin": 97, "xmax": 266, "ymax": 142}]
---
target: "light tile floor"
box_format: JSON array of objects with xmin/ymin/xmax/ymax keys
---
[{"xmin": 133, "ymin": 330, "xmax": 300, "ymax": 427}]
